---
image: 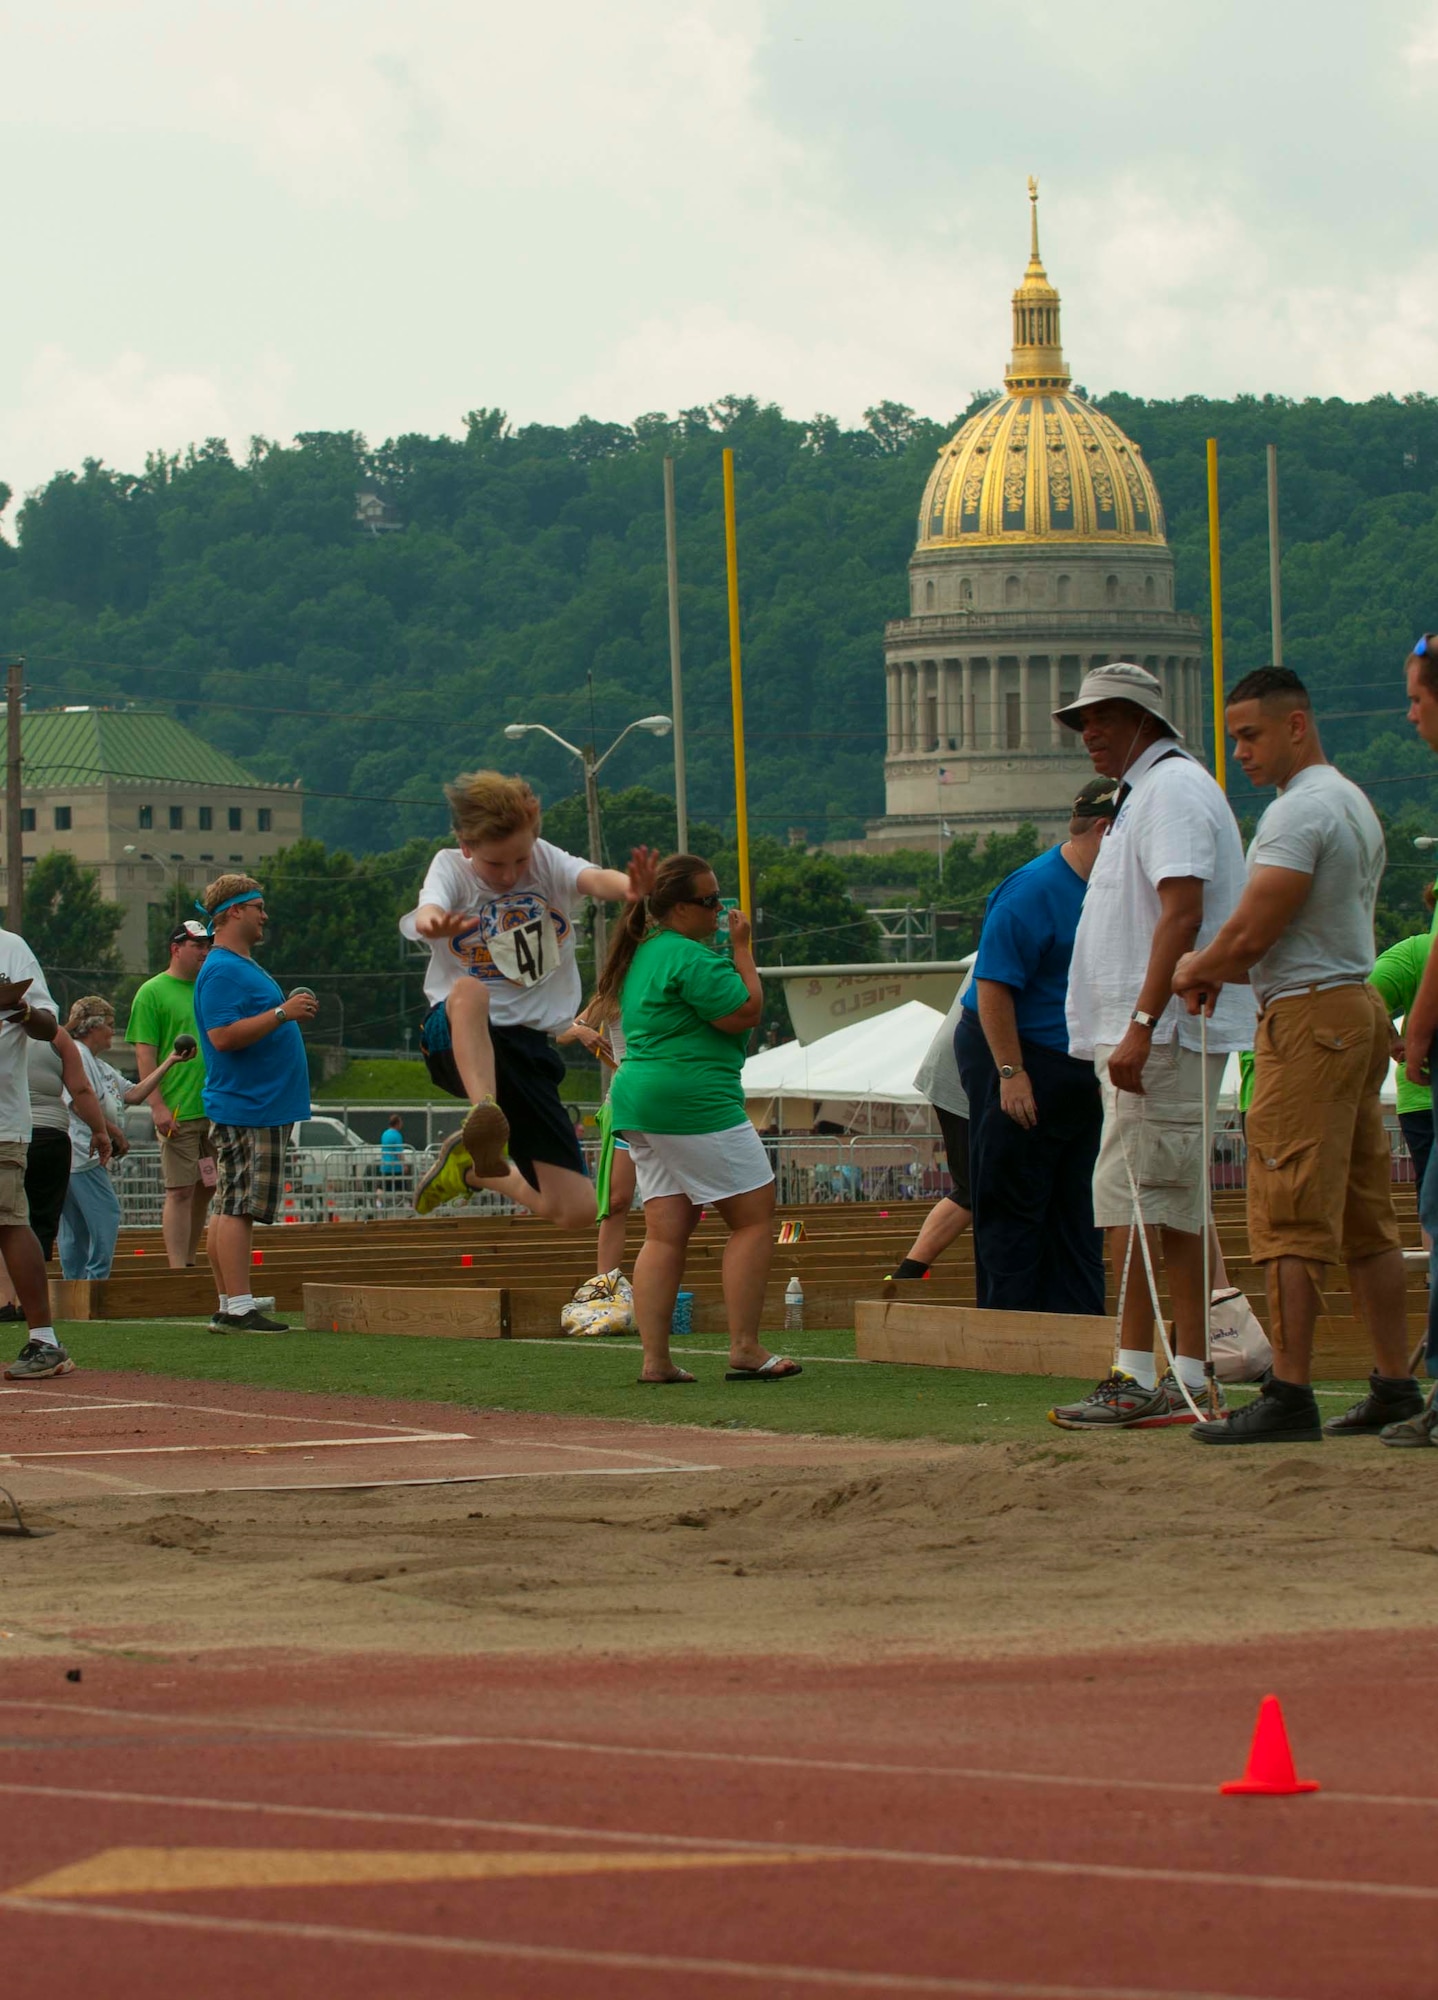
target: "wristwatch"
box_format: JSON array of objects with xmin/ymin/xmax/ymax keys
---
[
  {"xmin": 1130, "ymin": 1010, "xmax": 1160, "ymax": 1029},
  {"xmin": 273, "ymin": 1005, "xmax": 286, "ymax": 1023},
  {"xmin": 998, "ymin": 1063, "xmax": 1024, "ymax": 1080}
]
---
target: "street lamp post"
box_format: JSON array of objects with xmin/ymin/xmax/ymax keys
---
[{"xmin": 503, "ymin": 713, "xmax": 672, "ymax": 969}]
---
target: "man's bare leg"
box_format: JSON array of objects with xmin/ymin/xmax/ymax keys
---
[
  {"xmin": 1108, "ymin": 1224, "xmax": 1160, "ymax": 1353},
  {"xmin": 1162, "ymin": 1226, "xmax": 1207, "ymax": 1360},
  {"xmin": 207, "ymin": 1213, "xmax": 253, "ymax": 1304},
  {"xmin": 1346, "ymin": 1246, "xmax": 1412, "ymax": 1381},
  {"xmin": 161, "ymin": 1186, "xmax": 202, "ymax": 1268},
  {"xmin": 1265, "ymin": 1256, "xmax": 1320, "ymax": 1384}
]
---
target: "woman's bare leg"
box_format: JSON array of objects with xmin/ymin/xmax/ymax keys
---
[
  {"xmin": 631, "ymin": 1193, "xmax": 699, "ymax": 1381},
  {"xmin": 713, "ymin": 1180, "xmax": 778, "ymax": 1371}
]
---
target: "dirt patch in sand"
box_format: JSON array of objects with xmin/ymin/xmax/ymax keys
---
[{"xmin": 3, "ymin": 1391, "xmax": 1436, "ymax": 1663}]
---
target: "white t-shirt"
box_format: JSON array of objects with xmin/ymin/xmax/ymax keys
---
[
  {"xmin": 912, "ymin": 975, "xmax": 972, "ymax": 1118},
  {"xmin": 66, "ymin": 1041, "xmax": 123, "ymax": 1168},
  {"xmin": 0, "ymin": 930, "xmax": 56, "ymax": 1143},
  {"xmin": 400, "ymin": 841, "xmax": 590, "ymax": 1034},
  {"xmin": 1066, "ymin": 739, "xmax": 1256, "ymax": 1058},
  {"xmin": 1246, "ymin": 763, "xmax": 1385, "ymax": 1009}
]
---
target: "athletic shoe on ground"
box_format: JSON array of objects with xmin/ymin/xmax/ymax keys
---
[
  {"xmin": 0, "ymin": 1301, "xmax": 25, "ymax": 1324},
  {"xmin": 1047, "ymin": 1370, "xmax": 1168, "ymax": 1430},
  {"xmin": 1323, "ymin": 1370, "xmax": 1424, "ymax": 1435},
  {"xmin": 1190, "ymin": 1380, "xmax": 1322, "ymax": 1445},
  {"xmin": 1379, "ymin": 1398, "xmax": 1438, "ymax": 1449},
  {"xmin": 461, "ymin": 1097, "xmax": 510, "ymax": 1179},
  {"xmin": 415, "ymin": 1130, "xmax": 475, "ymax": 1215},
  {"xmin": 1129, "ymin": 1370, "xmax": 1229, "ymax": 1428},
  {"xmin": 209, "ymin": 1308, "xmax": 287, "ymax": 1334},
  {"xmin": 4, "ymin": 1340, "xmax": 75, "ymax": 1380}
]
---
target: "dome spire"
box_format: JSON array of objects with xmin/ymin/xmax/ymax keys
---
[{"xmin": 1006, "ymin": 176, "xmax": 1070, "ymax": 395}]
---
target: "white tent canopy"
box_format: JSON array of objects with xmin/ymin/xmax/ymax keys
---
[{"xmin": 742, "ymin": 1000, "xmax": 944, "ymax": 1111}]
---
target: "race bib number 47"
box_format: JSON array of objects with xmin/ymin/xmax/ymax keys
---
[{"xmin": 486, "ymin": 911, "xmax": 562, "ymax": 988}]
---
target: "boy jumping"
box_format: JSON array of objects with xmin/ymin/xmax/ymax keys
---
[{"xmin": 404, "ymin": 770, "xmax": 654, "ymax": 1227}]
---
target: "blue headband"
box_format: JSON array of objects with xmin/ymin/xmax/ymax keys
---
[{"xmin": 196, "ymin": 889, "xmax": 263, "ymax": 934}]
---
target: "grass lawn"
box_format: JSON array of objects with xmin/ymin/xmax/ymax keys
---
[{"xmin": 55, "ymin": 1318, "xmax": 1140, "ymax": 1446}]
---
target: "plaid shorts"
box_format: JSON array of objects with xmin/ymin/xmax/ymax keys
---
[{"xmin": 210, "ymin": 1124, "xmax": 288, "ymax": 1225}]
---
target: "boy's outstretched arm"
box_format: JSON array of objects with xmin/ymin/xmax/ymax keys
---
[
  {"xmin": 576, "ymin": 846, "xmax": 660, "ymax": 905},
  {"xmin": 412, "ymin": 903, "xmax": 473, "ymax": 939}
]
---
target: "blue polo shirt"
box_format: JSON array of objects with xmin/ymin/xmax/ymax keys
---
[
  {"xmin": 193, "ymin": 947, "xmax": 311, "ymax": 1128},
  {"xmin": 962, "ymin": 844, "xmax": 1087, "ymax": 1053}
]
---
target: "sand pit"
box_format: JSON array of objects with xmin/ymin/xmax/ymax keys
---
[{"xmin": 3, "ymin": 1378, "xmax": 1436, "ymax": 1664}]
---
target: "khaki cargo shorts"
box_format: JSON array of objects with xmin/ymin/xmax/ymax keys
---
[
  {"xmin": 1246, "ymin": 983, "xmax": 1400, "ymax": 1269},
  {"xmin": 159, "ymin": 1116, "xmax": 215, "ymax": 1192},
  {"xmin": 1092, "ymin": 1040, "xmax": 1226, "ymax": 1235},
  {"xmin": 0, "ymin": 1139, "xmax": 28, "ymax": 1228}
]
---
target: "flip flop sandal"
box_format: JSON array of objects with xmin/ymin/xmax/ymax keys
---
[
  {"xmin": 725, "ymin": 1356, "xmax": 803, "ymax": 1382},
  {"xmin": 637, "ymin": 1370, "xmax": 696, "ymax": 1385}
]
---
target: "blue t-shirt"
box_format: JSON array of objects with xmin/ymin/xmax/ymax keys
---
[
  {"xmin": 962, "ymin": 844, "xmax": 1087, "ymax": 1053},
  {"xmin": 380, "ymin": 1127, "xmax": 405, "ymax": 1173},
  {"xmin": 193, "ymin": 948, "xmax": 311, "ymax": 1128}
]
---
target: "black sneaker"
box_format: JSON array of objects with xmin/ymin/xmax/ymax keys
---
[
  {"xmin": 209, "ymin": 1308, "xmax": 287, "ymax": 1335},
  {"xmin": 1324, "ymin": 1371, "xmax": 1425, "ymax": 1435},
  {"xmin": 1191, "ymin": 1380, "xmax": 1323, "ymax": 1445},
  {"xmin": 0, "ymin": 1302, "xmax": 26, "ymax": 1324}
]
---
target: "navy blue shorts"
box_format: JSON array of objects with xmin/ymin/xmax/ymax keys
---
[{"xmin": 419, "ymin": 1001, "xmax": 586, "ymax": 1191}]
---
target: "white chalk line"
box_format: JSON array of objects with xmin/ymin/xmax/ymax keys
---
[
  {"xmin": 0, "ymin": 1896, "xmax": 1293, "ymax": 2000},
  {"xmin": 1, "ymin": 1705, "xmax": 1434, "ymax": 1814}
]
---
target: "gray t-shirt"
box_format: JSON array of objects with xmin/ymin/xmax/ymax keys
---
[
  {"xmin": 26, "ymin": 1039, "xmax": 70, "ymax": 1136},
  {"xmin": 1246, "ymin": 763, "xmax": 1385, "ymax": 1008},
  {"xmin": 912, "ymin": 976, "xmax": 972, "ymax": 1118}
]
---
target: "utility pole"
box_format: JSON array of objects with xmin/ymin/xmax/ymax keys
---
[
  {"xmin": 583, "ymin": 748, "xmax": 606, "ymax": 972},
  {"xmin": 1266, "ymin": 442, "xmax": 1284, "ymax": 666},
  {"xmin": 6, "ymin": 659, "xmax": 23, "ymax": 934},
  {"xmin": 663, "ymin": 456, "xmax": 688, "ymax": 851}
]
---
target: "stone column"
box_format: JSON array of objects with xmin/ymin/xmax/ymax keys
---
[
  {"xmin": 990, "ymin": 660, "xmax": 1004, "ymax": 755},
  {"xmin": 961, "ymin": 658, "xmax": 974, "ymax": 751},
  {"xmin": 938, "ymin": 660, "xmax": 953, "ymax": 748},
  {"xmin": 898, "ymin": 663, "xmax": 911, "ymax": 751},
  {"xmin": 1020, "ymin": 658, "xmax": 1033, "ymax": 750},
  {"xmin": 886, "ymin": 665, "xmax": 899, "ymax": 755},
  {"xmin": 1049, "ymin": 658, "xmax": 1062, "ymax": 748}
]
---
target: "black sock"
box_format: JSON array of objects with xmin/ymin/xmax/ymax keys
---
[
  {"xmin": 893, "ymin": 1258, "xmax": 929, "ymax": 1279},
  {"xmin": 1266, "ymin": 1375, "xmax": 1319, "ymax": 1407},
  {"xmin": 1372, "ymin": 1370, "xmax": 1418, "ymax": 1394}
]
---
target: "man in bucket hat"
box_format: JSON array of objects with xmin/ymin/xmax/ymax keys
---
[{"xmin": 1047, "ymin": 663, "xmax": 1256, "ymax": 1430}]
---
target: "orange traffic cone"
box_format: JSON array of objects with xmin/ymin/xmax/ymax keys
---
[{"xmin": 1220, "ymin": 1695, "xmax": 1319, "ymax": 1796}]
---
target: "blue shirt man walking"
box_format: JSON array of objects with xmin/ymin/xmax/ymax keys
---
[{"xmin": 954, "ymin": 780, "xmax": 1117, "ymax": 1315}]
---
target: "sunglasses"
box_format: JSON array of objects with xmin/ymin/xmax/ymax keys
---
[
  {"xmin": 1415, "ymin": 635, "xmax": 1438, "ymax": 658},
  {"xmin": 685, "ymin": 893, "xmax": 723, "ymax": 910}
]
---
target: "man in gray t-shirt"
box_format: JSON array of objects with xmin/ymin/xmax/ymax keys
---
[{"xmin": 1173, "ymin": 667, "xmax": 1415, "ymax": 1446}]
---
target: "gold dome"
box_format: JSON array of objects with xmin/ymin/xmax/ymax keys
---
[{"xmin": 918, "ymin": 181, "xmax": 1166, "ymax": 549}]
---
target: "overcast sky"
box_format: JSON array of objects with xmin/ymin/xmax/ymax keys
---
[{"xmin": 4, "ymin": 0, "xmax": 1436, "ymax": 514}]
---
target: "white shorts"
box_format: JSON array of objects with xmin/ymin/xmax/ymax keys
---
[
  {"xmin": 621, "ymin": 1123, "xmax": 775, "ymax": 1207},
  {"xmin": 1092, "ymin": 1040, "xmax": 1226, "ymax": 1235}
]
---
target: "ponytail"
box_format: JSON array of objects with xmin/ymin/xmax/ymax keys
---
[{"xmin": 592, "ymin": 852, "xmax": 713, "ymax": 1014}]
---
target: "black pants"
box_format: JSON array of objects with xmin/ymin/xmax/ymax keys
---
[
  {"xmin": 25, "ymin": 1129, "xmax": 72, "ymax": 1263},
  {"xmin": 955, "ymin": 1011, "xmax": 1105, "ymax": 1316}
]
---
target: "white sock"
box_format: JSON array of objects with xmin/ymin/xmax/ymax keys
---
[
  {"xmin": 218, "ymin": 1295, "xmax": 230, "ymax": 1313},
  {"xmin": 227, "ymin": 1293, "xmax": 256, "ymax": 1317},
  {"xmin": 29, "ymin": 1325, "xmax": 59, "ymax": 1348},
  {"xmin": 1176, "ymin": 1353, "xmax": 1209, "ymax": 1391},
  {"xmin": 1118, "ymin": 1348, "xmax": 1157, "ymax": 1390}
]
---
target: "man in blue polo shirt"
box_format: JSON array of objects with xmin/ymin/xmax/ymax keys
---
[
  {"xmin": 192, "ymin": 872, "xmax": 317, "ymax": 1334},
  {"xmin": 955, "ymin": 779, "xmax": 1117, "ymax": 1315}
]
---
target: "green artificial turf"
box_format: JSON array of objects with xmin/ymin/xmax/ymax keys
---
[{"xmin": 56, "ymin": 1318, "xmax": 1125, "ymax": 1447}]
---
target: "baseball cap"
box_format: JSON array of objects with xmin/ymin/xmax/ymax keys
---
[
  {"xmin": 169, "ymin": 920, "xmax": 211, "ymax": 946},
  {"xmin": 1071, "ymin": 777, "xmax": 1121, "ymax": 821},
  {"xmin": 1051, "ymin": 661, "xmax": 1180, "ymax": 738}
]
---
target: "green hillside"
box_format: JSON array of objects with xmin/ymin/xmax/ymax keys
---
[{"xmin": 2, "ymin": 391, "xmax": 1436, "ymax": 862}]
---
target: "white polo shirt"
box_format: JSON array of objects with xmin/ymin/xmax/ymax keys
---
[
  {"xmin": 0, "ymin": 929, "xmax": 56, "ymax": 1143},
  {"xmin": 1065, "ymin": 738, "xmax": 1255, "ymax": 1059}
]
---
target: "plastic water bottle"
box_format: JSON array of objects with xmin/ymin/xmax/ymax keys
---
[
  {"xmin": 784, "ymin": 1275, "xmax": 804, "ymax": 1333},
  {"xmin": 671, "ymin": 1291, "xmax": 694, "ymax": 1337}
]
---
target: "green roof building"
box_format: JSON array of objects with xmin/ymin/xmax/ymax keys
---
[{"xmin": 4, "ymin": 708, "xmax": 303, "ymax": 970}]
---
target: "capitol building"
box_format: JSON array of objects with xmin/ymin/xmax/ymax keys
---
[{"xmin": 870, "ymin": 185, "xmax": 1204, "ymax": 848}]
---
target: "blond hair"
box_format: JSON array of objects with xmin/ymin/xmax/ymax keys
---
[
  {"xmin": 67, "ymin": 994, "xmax": 115, "ymax": 1036},
  {"xmin": 201, "ymin": 872, "xmax": 263, "ymax": 919},
  {"xmin": 445, "ymin": 771, "xmax": 541, "ymax": 848}
]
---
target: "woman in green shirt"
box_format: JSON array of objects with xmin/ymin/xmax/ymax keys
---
[
  {"xmin": 595, "ymin": 853, "xmax": 801, "ymax": 1387},
  {"xmin": 1370, "ymin": 928, "xmax": 1434, "ymax": 1188}
]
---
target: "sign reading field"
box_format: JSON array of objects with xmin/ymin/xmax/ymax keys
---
[{"xmin": 760, "ymin": 962, "xmax": 968, "ymax": 1045}]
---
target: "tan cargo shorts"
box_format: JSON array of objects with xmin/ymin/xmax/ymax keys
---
[
  {"xmin": 159, "ymin": 1116, "xmax": 216, "ymax": 1191},
  {"xmin": 0, "ymin": 1139, "xmax": 28, "ymax": 1228},
  {"xmin": 1092, "ymin": 1040, "xmax": 1226, "ymax": 1235}
]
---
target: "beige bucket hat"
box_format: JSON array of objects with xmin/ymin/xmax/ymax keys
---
[{"xmin": 1051, "ymin": 661, "xmax": 1181, "ymax": 739}]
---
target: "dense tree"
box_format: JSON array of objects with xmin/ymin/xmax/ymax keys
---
[{"xmin": 22, "ymin": 851, "xmax": 125, "ymax": 982}]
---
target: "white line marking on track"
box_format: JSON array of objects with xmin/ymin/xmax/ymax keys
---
[
  {"xmin": 0, "ymin": 1403, "xmax": 169, "ymax": 1417},
  {"xmin": 1, "ymin": 1710, "xmax": 1435, "ymax": 1815},
  {"xmin": 92, "ymin": 1463, "xmax": 724, "ymax": 1496},
  {"xmin": 0, "ymin": 1896, "xmax": 1293, "ymax": 2000},
  {"xmin": 6, "ymin": 1433, "xmax": 472, "ymax": 1461}
]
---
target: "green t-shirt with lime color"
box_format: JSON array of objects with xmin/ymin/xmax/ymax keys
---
[
  {"xmin": 1370, "ymin": 930, "xmax": 1434, "ymax": 1118},
  {"xmin": 126, "ymin": 971, "xmax": 206, "ymax": 1121},
  {"xmin": 608, "ymin": 928, "xmax": 752, "ymax": 1135}
]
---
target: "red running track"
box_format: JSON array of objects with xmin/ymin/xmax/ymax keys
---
[{"xmin": 2, "ymin": 1631, "xmax": 1436, "ymax": 1998}]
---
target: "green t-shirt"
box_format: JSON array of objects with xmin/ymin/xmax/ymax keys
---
[
  {"xmin": 1370, "ymin": 930, "xmax": 1433, "ymax": 1117},
  {"xmin": 126, "ymin": 970, "xmax": 206, "ymax": 1121},
  {"xmin": 608, "ymin": 928, "xmax": 752, "ymax": 1135}
]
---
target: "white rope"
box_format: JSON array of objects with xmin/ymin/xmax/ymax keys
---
[{"xmin": 1113, "ymin": 1017, "xmax": 1216, "ymax": 1425}]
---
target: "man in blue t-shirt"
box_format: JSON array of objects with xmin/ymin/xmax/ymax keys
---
[
  {"xmin": 955, "ymin": 780, "xmax": 1117, "ymax": 1315},
  {"xmin": 192, "ymin": 873, "xmax": 316, "ymax": 1334}
]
